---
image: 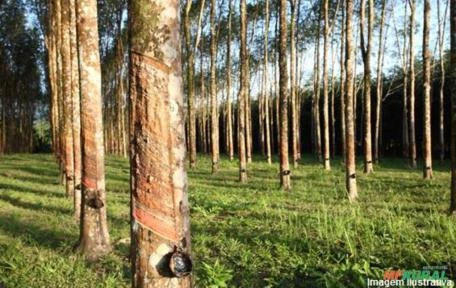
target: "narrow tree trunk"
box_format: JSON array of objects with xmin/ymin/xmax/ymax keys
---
[
  {"xmin": 345, "ymin": 0, "xmax": 358, "ymax": 201},
  {"xmin": 409, "ymin": 0, "xmax": 417, "ymax": 168},
  {"xmin": 340, "ymin": 0, "xmax": 346, "ymax": 163},
  {"xmin": 61, "ymin": 0, "xmax": 75, "ymax": 197},
  {"xmin": 200, "ymin": 46, "xmax": 207, "ymax": 154},
  {"xmin": 402, "ymin": 2, "xmax": 409, "ymax": 160},
  {"xmin": 279, "ymin": 0, "xmax": 291, "ymax": 190},
  {"xmin": 290, "ymin": 0, "xmax": 298, "ymax": 168},
  {"xmin": 437, "ymin": 0, "xmax": 447, "ymax": 163},
  {"xmin": 422, "ymin": 0, "xmax": 433, "ymax": 179},
  {"xmin": 70, "ymin": 0, "xmax": 81, "ymax": 219},
  {"xmin": 184, "ymin": 0, "xmax": 197, "ymax": 169},
  {"xmin": 210, "ymin": 0, "xmax": 219, "ymax": 173},
  {"xmin": 264, "ymin": 0, "xmax": 272, "ymax": 165},
  {"xmin": 75, "ymin": 0, "xmax": 111, "ymax": 260},
  {"xmin": 322, "ymin": 0, "xmax": 331, "ymax": 170},
  {"xmin": 313, "ymin": 12, "xmax": 322, "ymax": 161},
  {"xmin": 360, "ymin": 0, "xmax": 374, "ymax": 173},
  {"xmin": 239, "ymin": 0, "xmax": 248, "ymax": 182},
  {"xmin": 245, "ymin": 61, "xmax": 252, "ymax": 164},
  {"xmin": 259, "ymin": 83, "xmax": 265, "ymax": 156},
  {"xmin": 226, "ymin": 0, "xmax": 234, "ymax": 161},
  {"xmin": 374, "ymin": 0, "xmax": 387, "ymax": 164}
]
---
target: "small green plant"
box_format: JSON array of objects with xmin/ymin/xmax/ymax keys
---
[{"xmin": 197, "ymin": 260, "xmax": 233, "ymax": 288}]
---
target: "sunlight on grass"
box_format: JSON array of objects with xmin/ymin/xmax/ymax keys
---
[{"xmin": 0, "ymin": 154, "xmax": 454, "ymax": 287}]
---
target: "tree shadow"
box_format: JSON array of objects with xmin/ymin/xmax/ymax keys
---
[
  {"xmin": 0, "ymin": 193, "xmax": 71, "ymax": 215},
  {"xmin": 0, "ymin": 213, "xmax": 76, "ymax": 250},
  {"xmin": 0, "ymin": 182, "xmax": 64, "ymax": 198}
]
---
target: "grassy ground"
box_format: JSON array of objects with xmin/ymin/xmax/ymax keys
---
[{"xmin": 0, "ymin": 153, "xmax": 455, "ymax": 287}]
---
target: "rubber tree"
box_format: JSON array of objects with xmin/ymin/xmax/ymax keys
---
[
  {"xmin": 239, "ymin": 0, "xmax": 248, "ymax": 183},
  {"xmin": 408, "ymin": 0, "xmax": 417, "ymax": 168},
  {"xmin": 360, "ymin": 0, "xmax": 374, "ymax": 174},
  {"xmin": 279, "ymin": 0, "xmax": 291, "ymax": 190},
  {"xmin": 345, "ymin": 0, "xmax": 358, "ymax": 201},
  {"xmin": 129, "ymin": 0, "xmax": 192, "ymax": 286},
  {"xmin": 74, "ymin": 0, "xmax": 111, "ymax": 260},
  {"xmin": 61, "ymin": 0, "xmax": 74, "ymax": 197},
  {"xmin": 210, "ymin": 0, "xmax": 219, "ymax": 174},
  {"xmin": 422, "ymin": 0, "xmax": 433, "ymax": 179}
]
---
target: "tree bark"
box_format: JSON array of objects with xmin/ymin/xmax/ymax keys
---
[
  {"xmin": 322, "ymin": 0, "xmax": 331, "ymax": 170},
  {"xmin": 312, "ymin": 11, "xmax": 322, "ymax": 161},
  {"xmin": 402, "ymin": 2, "xmax": 409, "ymax": 160},
  {"xmin": 374, "ymin": 0, "xmax": 386, "ymax": 164},
  {"xmin": 75, "ymin": 0, "xmax": 111, "ymax": 260},
  {"xmin": 290, "ymin": 0, "xmax": 298, "ymax": 168},
  {"xmin": 61, "ymin": 0, "xmax": 75, "ymax": 197},
  {"xmin": 423, "ymin": 0, "xmax": 433, "ymax": 179},
  {"xmin": 345, "ymin": 0, "xmax": 358, "ymax": 201},
  {"xmin": 239, "ymin": 0, "xmax": 248, "ymax": 182},
  {"xmin": 360, "ymin": 0, "xmax": 374, "ymax": 173},
  {"xmin": 184, "ymin": 0, "xmax": 197, "ymax": 169},
  {"xmin": 279, "ymin": 0, "xmax": 291, "ymax": 190},
  {"xmin": 264, "ymin": 0, "xmax": 272, "ymax": 165},
  {"xmin": 210, "ymin": 0, "xmax": 219, "ymax": 173},
  {"xmin": 340, "ymin": 0, "xmax": 346, "ymax": 163},
  {"xmin": 408, "ymin": 0, "xmax": 417, "ymax": 168},
  {"xmin": 70, "ymin": 0, "xmax": 81, "ymax": 219},
  {"xmin": 226, "ymin": 0, "xmax": 234, "ymax": 161},
  {"xmin": 437, "ymin": 0, "xmax": 448, "ymax": 163},
  {"xmin": 129, "ymin": 0, "xmax": 192, "ymax": 286}
]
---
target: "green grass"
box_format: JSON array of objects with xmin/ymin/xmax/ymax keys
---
[{"xmin": 0, "ymin": 153, "xmax": 455, "ymax": 287}]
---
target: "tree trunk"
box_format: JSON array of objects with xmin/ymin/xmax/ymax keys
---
[
  {"xmin": 61, "ymin": 0, "xmax": 75, "ymax": 197},
  {"xmin": 374, "ymin": 0, "xmax": 387, "ymax": 164},
  {"xmin": 184, "ymin": 0, "xmax": 197, "ymax": 169},
  {"xmin": 330, "ymin": 42, "xmax": 336, "ymax": 159},
  {"xmin": 423, "ymin": 0, "xmax": 433, "ymax": 179},
  {"xmin": 450, "ymin": 0, "xmax": 456, "ymax": 214},
  {"xmin": 210, "ymin": 0, "xmax": 219, "ymax": 174},
  {"xmin": 322, "ymin": 0, "xmax": 331, "ymax": 170},
  {"xmin": 226, "ymin": 0, "xmax": 234, "ymax": 161},
  {"xmin": 75, "ymin": 0, "xmax": 111, "ymax": 260},
  {"xmin": 264, "ymin": 0, "xmax": 272, "ymax": 165},
  {"xmin": 345, "ymin": 0, "xmax": 358, "ymax": 201},
  {"xmin": 129, "ymin": 0, "xmax": 192, "ymax": 286},
  {"xmin": 360, "ymin": 0, "xmax": 374, "ymax": 173},
  {"xmin": 70, "ymin": 0, "xmax": 81, "ymax": 219},
  {"xmin": 279, "ymin": 0, "xmax": 291, "ymax": 190},
  {"xmin": 239, "ymin": 0, "xmax": 248, "ymax": 182},
  {"xmin": 312, "ymin": 12, "xmax": 322, "ymax": 161},
  {"xmin": 245, "ymin": 60, "xmax": 252, "ymax": 164},
  {"xmin": 437, "ymin": 0, "xmax": 447, "ymax": 163},
  {"xmin": 290, "ymin": 0, "xmax": 298, "ymax": 168},
  {"xmin": 402, "ymin": 2, "xmax": 409, "ymax": 160},
  {"xmin": 408, "ymin": 0, "xmax": 417, "ymax": 168},
  {"xmin": 200, "ymin": 46, "xmax": 207, "ymax": 155},
  {"xmin": 340, "ymin": 0, "xmax": 346, "ymax": 163}
]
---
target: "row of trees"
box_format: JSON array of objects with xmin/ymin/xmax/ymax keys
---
[
  {"xmin": 0, "ymin": 0, "xmax": 455, "ymax": 286},
  {"xmin": 0, "ymin": 2, "xmax": 42, "ymax": 153},
  {"xmin": 181, "ymin": 0, "xmax": 452, "ymax": 197},
  {"xmin": 43, "ymin": 0, "xmax": 192, "ymax": 285}
]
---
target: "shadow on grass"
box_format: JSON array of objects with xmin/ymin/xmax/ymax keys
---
[
  {"xmin": 0, "ymin": 194, "xmax": 71, "ymax": 215},
  {"xmin": 0, "ymin": 213, "xmax": 75, "ymax": 250},
  {"xmin": 0, "ymin": 182, "xmax": 64, "ymax": 198}
]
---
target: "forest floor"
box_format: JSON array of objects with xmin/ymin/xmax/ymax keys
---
[{"xmin": 0, "ymin": 153, "xmax": 455, "ymax": 287}]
